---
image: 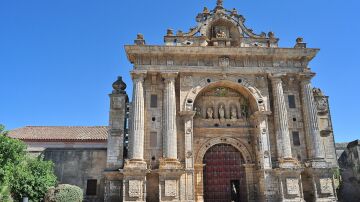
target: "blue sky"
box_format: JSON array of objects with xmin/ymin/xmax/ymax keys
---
[{"xmin": 0, "ymin": 0, "xmax": 359, "ymax": 143}]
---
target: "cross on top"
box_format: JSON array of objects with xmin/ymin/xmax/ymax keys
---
[{"xmin": 217, "ymin": 0, "xmax": 224, "ymax": 7}]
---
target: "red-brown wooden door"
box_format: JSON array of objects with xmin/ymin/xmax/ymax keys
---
[{"xmin": 203, "ymin": 144, "xmax": 245, "ymax": 202}]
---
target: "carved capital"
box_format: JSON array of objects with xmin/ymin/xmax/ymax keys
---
[
  {"xmin": 161, "ymin": 71, "xmax": 178, "ymax": 82},
  {"xmin": 179, "ymin": 111, "xmax": 196, "ymax": 119},
  {"xmin": 131, "ymin": 70, "xmax": 147, "ymax": 82},
  {"xmin": 299, "ymin": 72, "xmax": 316, "ymax": 84},
  {"xmin": 268, "ymin": 73, "xmax": 286, "ymax": 83}
]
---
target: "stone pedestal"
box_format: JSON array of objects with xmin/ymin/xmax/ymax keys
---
[
  {"xmin": 276, "ymin": 168, "xmax": 305, "ymax": 202},
  {"xmin": 303, "ymin": 167, "xmax": 337, "ymax": 202},
  {"xmin": 158, "ymin": 158, "xmax": 185, "ymax": 202},
  {"xmin": 122, "ymin": 160, "xmax": 148, "ymax": 202},
  {"xmin": 104, "ymin": 171, "xmax": 124, "ymax": 202}
]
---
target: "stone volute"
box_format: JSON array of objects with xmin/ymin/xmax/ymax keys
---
[{"xmin": 112, "ymin": 76, "xmax": 127, "ymax": 94}]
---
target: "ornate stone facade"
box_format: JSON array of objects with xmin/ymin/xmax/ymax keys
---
[{"xmin": 104, "ymin": 1, "xmax": 338, "ymax": 201}]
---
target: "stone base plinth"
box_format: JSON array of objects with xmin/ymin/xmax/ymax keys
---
[
  {"xmin": 159, "ymin": 158, "xmax": 182, "ymax": 170},
  {"xmin": 123, "ymin": 159, "xmax": 147, "ymax": 170},
  {"xmin": 278, "ymin": 158, "xmax": 301, "ymax": 169}
]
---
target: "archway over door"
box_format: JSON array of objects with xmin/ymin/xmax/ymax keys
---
[{"xmin": 203, "ymin": 144, "xmax": 247, "ymax": 202}]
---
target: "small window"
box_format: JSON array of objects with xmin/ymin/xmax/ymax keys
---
[
  {"xmin": 150, "ymin": 95, "xmax": 158, "ymax": 108},
  {"xmin": 150, "ymin": 132, "xmax": 157, "ymax": 147},
  {"xmin": 288, "ymin": 95, "xmax": 296, "ymax": 108},
  {"xmin": 292, "ymin": 131, "xmax": 300, "ymax": 146},
  {"xmin": 86, "ymin": 179, "xmax": 97, "ymax": 196}
]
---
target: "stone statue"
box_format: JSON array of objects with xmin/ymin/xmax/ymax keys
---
[
  {"xmin": 216, "ymin": 30, "xmax": 227, "ymax": 38},
  {"xmin": 219, "ymin": 105, "xmax": 225, "ymax": 119},
  {"xmin": 231, "ymin": 107, "xmax": 237, "ymax": 120},
  {"xmin": 206, "ymin": 107, "xmax": 214, "ymax": 119}
]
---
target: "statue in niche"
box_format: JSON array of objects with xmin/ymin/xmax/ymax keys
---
[
  {"xmin": 213, "ymin": 26, "xmax": 228, "ymax": 39},
  {"xmin": 219, "ymin": 105, "xmax": 225, "ymax": 119},
  {"xmin": 241, "ymin": 105, "xmax": 248, "ymax": 118},
  {"xmin": 231, "ymin": 107, "xmax": 238, "ymax": 120},
  {"xmin": 206, "ymin": 107, "xmax": 214, "ymax": 119},
  {"xmin": 195, "ymin": 106, "xmax": 202, "ymax": 117},
  {"xmin": 216, "ymin": 30, "xmax": 227, "ymax": 38}
]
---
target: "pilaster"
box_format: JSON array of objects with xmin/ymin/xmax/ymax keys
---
[{"xmin": 180, "ymin": 111, "xmax": 196, "ymax": 201}]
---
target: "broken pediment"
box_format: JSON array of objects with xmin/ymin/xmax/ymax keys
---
[{"xmin": 164, "ymin": 0, "xmax": 278, "ymax": 47}]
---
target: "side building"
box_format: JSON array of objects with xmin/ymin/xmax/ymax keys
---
[{"xmin": 8, "ymin": 126, "xmax": 109, "ymax": 202}]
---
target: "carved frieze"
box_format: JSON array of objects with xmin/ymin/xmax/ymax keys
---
[
  {"xmin": 286, "ymin": 178, "xmax": 300, "ymax": 195},
  {"xmin": 128, "ymin": 180, "xmax": 142, "ymax": 197},
  {"xmin": 165, "ymin": 180, "xmax": 177, "ymax": 197}
]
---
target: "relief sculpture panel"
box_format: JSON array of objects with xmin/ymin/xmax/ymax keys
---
[{"xmin": 193, "ymin": 87, "xmax": 250, "ymax": 128}]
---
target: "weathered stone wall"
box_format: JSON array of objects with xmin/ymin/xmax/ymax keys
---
[
  {"xmin": 44, "ymin": 148, "xmax": 107, "ymax": 202},
  {"xmin": 337, "ymin": 140, "xmax": 360, "ymax": 202}
]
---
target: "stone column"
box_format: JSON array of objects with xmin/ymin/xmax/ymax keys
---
[
  {"xmin": 129, "ymin": 71, "xmax": 146, "ymax": 161},
  {"xmin": 270, "ymin": 74, "xmax": 293, "ymax": 160},
  {"xmin": 300, "ymin": 74, "xmax": 325, "ymax": 159},
  {"xmin": 162, "ymin": 72, "xmax": 178, "ymax": 160}
]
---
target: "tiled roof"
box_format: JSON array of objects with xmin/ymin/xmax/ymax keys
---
[{"xmin": 8, "ymin": 126, "xmax": 109, "ymax": 142}]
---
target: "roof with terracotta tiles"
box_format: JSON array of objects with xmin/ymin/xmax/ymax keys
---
[{"xmin": 8, "ymin": 126, "xmax": 109, "ymax": 142}]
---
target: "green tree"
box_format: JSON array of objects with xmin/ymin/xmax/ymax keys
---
[
  {"xmin": 0, "ymin": 124, "xmax": 57, "ymax": 201},
  {"xmin": 10, "ymin": 156, "xmax": 57, "ymax": 201}
]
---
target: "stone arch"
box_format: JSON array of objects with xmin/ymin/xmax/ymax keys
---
[
  {"xmin": 195, "ymin": 137, "xmax": 253, "ymax": 164},
  {"xmin": 184, "ymin": 79, "xmax": 267, "ymax": 113}
]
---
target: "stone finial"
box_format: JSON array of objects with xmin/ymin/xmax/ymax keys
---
[
  {"xmin": 312, "ymin": 88, "xmax": 324, "ymax": 97},
  {"xmin": 215, "ymin": 0, "xmax": 224, "ymax": 10},
  {"xmin": 134, "ymin": 33, "xmax": 145, "ymax": 45},
  {"xmin": 268, "ymin": 31, "xmax": 275, "ymax": 39},
  {"xmin": 112, "ymin": 76, "xmax": 127, "ymax": 94},
  {"xmin": 176, "ymin": 30, "xmax": 184, "ymax": 36},
  {"xmin": 231, "ymin": 8, "xmax": 238, "ymax": 16},
  {"xmin": 203, "ymin": 7, "xmax": 210, "ymax": 14},
  {"xmin": 294, "ymin": 37, "xmax": 306, "ymax": 48},
  {"xmin": 167, "ymin": 29, "xmax": 174, "ymax": 36}
]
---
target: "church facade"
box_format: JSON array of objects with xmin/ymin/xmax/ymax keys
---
[{"xmin": 103, "ymin": 1, "xmax": 338, "ymax": 202}]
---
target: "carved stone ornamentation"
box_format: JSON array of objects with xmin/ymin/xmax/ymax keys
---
[
  {"xmin": 286, "ymin": 178, "xmax": 300, "ymax": 195},
  {"xmin": 112, "ymin": 76, "xmax": 127, "ymax": 94},
  {"xmin": 165, "ymin": 180, "xmax": 177, "ymax": 197},
  {"xmin": 219, "ymin": 57, "xmax": 230, "ymax": 67},
  {"xmin": 219, "ymin": 105, "xmax": 225, "ymax": 119},
  {"xmin": 206, "ymin": 107, "xmax": 214, "ymax": 119},
  {"xmin": 319, "ymin": 178, "xmax": 333, "ymax": 194},
  {"xmin": 128, "ymin": 180, "xmax": 142, "ymax": 197},
  {"xmin": 316, "ymin": 97, "xmax": 328, "ymax": 113},
  {"xmin": 231, "ymin": 107, "xmax": 238, "ymax": 120}
]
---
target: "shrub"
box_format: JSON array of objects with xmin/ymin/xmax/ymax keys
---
[
  {"xmin": 0, "ymin": 185, "xmax": 13, "ymax": 202},
  {"xmin": 45, "ymin": 184, "xmax": 83, "ymax": 202}
]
